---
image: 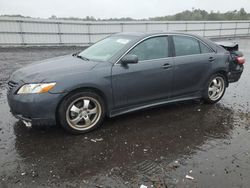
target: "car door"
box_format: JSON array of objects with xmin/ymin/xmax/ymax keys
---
[
  {"xmin": 171, "ymin": 35, "xmax": 215, "ymax": 98},
  {"xmin": 111, "ymin": 36, "xmax": 174, "ymax": 108}
]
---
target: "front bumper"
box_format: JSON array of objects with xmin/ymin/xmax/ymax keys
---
[{"xmin": 7, "ymin": 88, "xmax": 66, "ymax": 126}]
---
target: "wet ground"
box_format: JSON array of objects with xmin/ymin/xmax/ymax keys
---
[{"xmin": 0, "ymin": 40, "xmax": 250, "ymax": 188}]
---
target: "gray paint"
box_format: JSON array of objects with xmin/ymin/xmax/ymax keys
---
[{"xmin": 7, "ymin": 32, "xmax": 238, "ymax": 125}]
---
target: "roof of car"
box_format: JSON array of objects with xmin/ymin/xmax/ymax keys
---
[{"xmin": 113, "ymin": 31, "xmax": 199, "ymax": 38}]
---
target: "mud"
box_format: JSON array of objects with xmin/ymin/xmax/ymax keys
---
[{"xmin": 0, "ymin": 40, "xmax": 250, "ymax": 187}]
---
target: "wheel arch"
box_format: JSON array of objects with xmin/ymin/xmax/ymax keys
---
[
  {"xmin": 202, "ymin": 70, "xmax": 227, "ymax": 104},
  {"xmin": 202, "ymin": 69, "xmax": 228, "ymax": 96},
  {"xmin": 55, "ymin": 87, "xmax": 110, "ymax": 124},
  {"xmin": 213, "ymin": 70, "xmax": 229, "ymax": 87}
]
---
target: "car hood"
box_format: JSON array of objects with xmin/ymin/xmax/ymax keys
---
[{"xmin": 10, "ymin": 55, "xmax": 104, "ymax": 83}]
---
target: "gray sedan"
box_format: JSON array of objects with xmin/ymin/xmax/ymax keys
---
[{"xmin": 7, "ymin": 32, "xmax": 244, "ymax": 134}]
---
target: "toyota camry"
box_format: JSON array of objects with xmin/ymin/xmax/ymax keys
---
[{"xmin": 7, "ymin": 32, "xmax": 245, "ymax": 134}]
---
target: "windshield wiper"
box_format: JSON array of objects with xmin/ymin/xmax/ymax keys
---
[
  {"xmin": 72, "ymin": 52, "xmax": 90, "ymax": 61},
  {"xmin": 76, "ymin": 55, "xmax": 90, "ymax": 61}
]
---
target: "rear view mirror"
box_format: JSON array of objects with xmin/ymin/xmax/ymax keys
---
[{"xmin": 121, "ymin": 54, "xmax": 138, "ymax": 64}]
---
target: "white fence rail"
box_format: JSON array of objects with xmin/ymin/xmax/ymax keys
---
[{"xmin": 0, "ymin": 17, "xmax": 250, "ymax": 46}]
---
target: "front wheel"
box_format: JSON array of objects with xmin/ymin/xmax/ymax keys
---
[
  {"xmin": 203, "ymin": 74, "xmax": 226, "ymax": 104},
  {"xmin": 58, "ymin": 91, "xmax": 105, "ymax": 134}
]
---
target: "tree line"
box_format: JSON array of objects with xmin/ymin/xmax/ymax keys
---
[
  {"xmin": 1, "ymin": 8, "xmax": 250, "ymax": 21},
  {"xmin": 149, "ymin": 8, "xmax": 249, "ymax": 21}
]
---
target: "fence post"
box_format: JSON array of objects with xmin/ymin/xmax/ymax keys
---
[
  {"xmin": 203, "ymin": 22, "xmax": 206, "ymax": 37},
  {"xmin": 120, "ymin": 23, "xmax": 124, "ymax": 32},
  {"xmin": 166, "ymin": 22, "xmax": 169, "ymax": 31},
  {"xmin": 87, "ymin": 23, "xmax": 91, "ymax": 45},
  {"xmin": 145, "ymin": 22, "xmax": 148, "ymax": 31},
  {"xmin": 57, "ymin": 22, "xmax": 62, "ymax": 45},
  {"xmin": 18, "ymin": 20, "xmax": 25, "ymax": 45},
  {"xmin": 248, "ymin": 22, "xmax": 250, "ymax": 36},
  {"xmin": 234, "ymin": 22, "xmax": 238, "ymax": 38},
  {"xmin": 219, "ymin": 22, "xmax": 222, "ymax": 37}
]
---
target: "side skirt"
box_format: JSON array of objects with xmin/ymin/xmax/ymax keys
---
[{"xmin": 109, "ymin": 96, "xmax": 201, "ymax": 118}]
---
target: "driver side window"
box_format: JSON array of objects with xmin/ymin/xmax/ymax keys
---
[{"xmin": 128, "ymin": 36, "xmax": 169, "ymax": 61}]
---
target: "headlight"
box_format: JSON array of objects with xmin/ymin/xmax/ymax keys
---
[{"xmin": 17, "ymin": 83, "xmax": 56, "ymax": 94}]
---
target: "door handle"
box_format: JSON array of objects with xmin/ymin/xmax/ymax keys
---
[
  {"xmin": 209, "ymin": 57, "xmax": 215, "ymax": 62},
  {"xmin": 162, "ymin": 63, "xmax": 172, "ymax": 69}
]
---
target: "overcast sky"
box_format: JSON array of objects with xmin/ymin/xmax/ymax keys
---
[{"xmin": 1, "ymin": 0, "xmax": 250, "ymax": 19}]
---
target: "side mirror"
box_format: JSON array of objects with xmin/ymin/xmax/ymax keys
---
[{"xmin": 121, "ymin": 54, "xmax": 138, "ymax": 64}]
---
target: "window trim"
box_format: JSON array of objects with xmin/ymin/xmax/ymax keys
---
[
  {"xmin": 114, "ymin": 34, "xmax": 215, "ymax": 65},
  {"xmin": 115, "ymin": 34, "xmax": 171, "ymax": 65}
]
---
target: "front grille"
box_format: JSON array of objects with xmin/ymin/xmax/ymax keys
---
[{"xmin": 7, "ymin": 81, "xmax": 18, "ymax": 93}]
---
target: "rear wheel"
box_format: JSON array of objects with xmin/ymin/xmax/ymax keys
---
[
  {"xmin": 203, "ymin": 74, "xmax": 226, "ymax": 104},
  {"xmin": 58, "ymin": 91, "xmax": 105, "ymax": 134}
]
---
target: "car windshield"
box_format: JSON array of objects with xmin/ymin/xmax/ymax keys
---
[{"xmin": 78, "ymin": 36, "xmax": 134, "ymax": 61}]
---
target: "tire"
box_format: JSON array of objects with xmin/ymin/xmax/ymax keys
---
[
  {"xmin": 203, "ymin": 73, "xmax": 226, "ymax": 104},
  {"xmin": 58, "ymin": 91, "xmax": 105, "ymax": 134}
]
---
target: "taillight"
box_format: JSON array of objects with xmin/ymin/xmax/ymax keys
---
[{"xmin": 236, "ymin": 56, "xmax": 245, "ymax": 65}]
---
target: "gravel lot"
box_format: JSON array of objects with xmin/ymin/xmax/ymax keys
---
[{"xmin": 0, "ymin": 39, "xmax": 250, "ymax": 187}]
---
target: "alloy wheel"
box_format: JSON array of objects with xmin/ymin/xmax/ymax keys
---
[
  {"xmin": 208, "ymin": 76, "xmax": 225, "ymax": 101},
  {"xmin": 66, "ymin": 97, "xmax": 101, "ymax": 131}
]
